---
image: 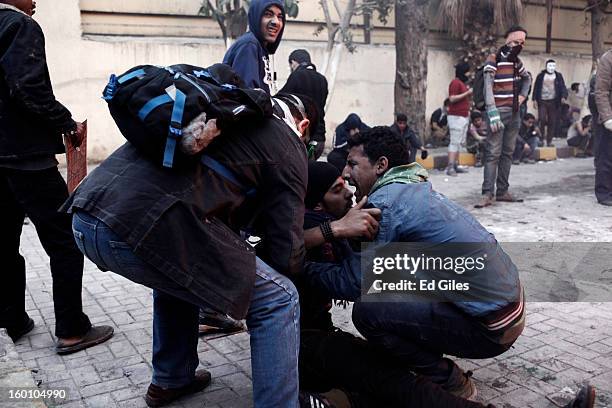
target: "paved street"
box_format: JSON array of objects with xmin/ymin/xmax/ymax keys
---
[{"xmin": 11, "ymin": 156, "xmax": 612, "ymax": 408}]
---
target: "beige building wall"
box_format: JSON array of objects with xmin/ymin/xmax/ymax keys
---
[{"xmin": 34, "ymin": 0, "xmax": 608, "ymax": 160}]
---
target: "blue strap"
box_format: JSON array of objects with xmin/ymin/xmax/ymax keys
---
[
  {"xmin": 118, "ymin": 69, "xmax": 146, "ymax": 84},
  {"xmin": 162, "ymin": 89, "xmax": 187, "ymax": 168},
  {"xmin": 138, "ymin": 94, "xmax": 173, "ymax": 121},
  {"xmin": 102, "ymin": 74, "xmax": 118, "ymax": 101},
  {"xmin": 201, "ymin": 155, "xmax": 257, "ymax": 197}
]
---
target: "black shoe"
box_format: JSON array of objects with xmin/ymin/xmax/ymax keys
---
[
  {"xmin": 55, "ymin": 325, "xmax": 114, "ymax": 355},
  {"xmin": 299, "ymin": 392, "xmax": 336, "ymax": 408},
  {"xmin": 564, "ymin": 384, "xmax": 595, "ymax": 408},
  {"xmin": 145, "ymin": 369, "xmax": 212, "ymax": 407},
  {"xmin": 454, "ymin": 165, "xmax": 468, "ymax": 174},
  {"xmin": 598, "ymin": 200, "xmax": 612, "ymax": 207},
  {"xmin": 198, "ymin": 309, "xmax": 245, "ymax": 336},
  {"xmin": 6, "ymin": 318, "xmax": 35, "ymax": 342}
]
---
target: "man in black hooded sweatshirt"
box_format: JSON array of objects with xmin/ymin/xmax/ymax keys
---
[
  {"xmin": 280, "ymin": 49, "xmax": 329, "ymax": 159},
  {"xmin": 223, "ymin": 0, "xmax": 285, "ymax": 95}
]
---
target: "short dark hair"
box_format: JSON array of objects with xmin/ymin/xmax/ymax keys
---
[
  {"xmin": 546, "ymin": 59, "xmax": 556, "ymax": 65},
  {"xmin": 347, "ymin": 126, "xmax": 410, "ymax": 169},
  {"xmin": 396, "ymin": 113, "xmax": 408, "ymax": 122},
  {"xmin": 571, "ymin": 83, "xmax": 580, "ymax": 92},
  {"xmin": 504, "ymin": 25, "xmax": 528, "ymax": 38},
  {"xmin": 470, "ymin": 111, "xmax": 483, "ymax": 122},
  {"xmin": 443, "ymin": 98, "xmax": 450, "ymax": 106},
  {"xmin": 582, "ymin": 115, "xmax": 592, "ymax": 126},
  {"xmin": 523, "ymin": 113, "xmax": 536, "ymax": 121}
]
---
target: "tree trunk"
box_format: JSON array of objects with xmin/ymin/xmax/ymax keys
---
[
  {"xmin": 461, "ymin": 3, "xmax": 498, "ymax": 73},
  {"xmin": 589, "ymin": 0, "xmax": 608, "ymax": 68},
  {"xmin": 394, "ymin": 0, "xmax": 429, "ymax": 139}
]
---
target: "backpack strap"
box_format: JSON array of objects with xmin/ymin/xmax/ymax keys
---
[
  {"xmin": 118, "ymin": 68, "xmax": 146, "ymax": 84},
  {"xmin": 138, "ymin": 94, "xmax": 173, "ymax": 121},
  {"xmin": 201, "ymin": 155, "xmax": 257, "ymax": 198},
  {"xmin": 163, "ymin": 89, "xmax": 187, "ymax": 168}
]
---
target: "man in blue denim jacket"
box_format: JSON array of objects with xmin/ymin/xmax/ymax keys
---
[{"xmin": 306, "ymin": 127, "xmax": 525, "ymax": 400}]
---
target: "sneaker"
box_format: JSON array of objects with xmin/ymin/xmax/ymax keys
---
[
  {"xmin": 441, "ymin": 361, "xmax": 477, "ymax": 400},
  {"xmin": 598, "ymin": 200, "xmax": 612, "ymax": 207},
  {"xmin": 145, "ymin": 369, "xmax": 212, "ymax": 407},
  {"xmin": 474, "ymin": 194, "xmax": 493, "ymax": 209},
  {"xmin": 299, "ymin": 392, "xmax": 336, "ymax": 408},
  {"xmin": 564, "ymin": 384, "xmax": 595, "ymax": 408},
  {"xmin": 446, "ymin": 166, "xmax": 457, "ymax": 177},
  {"xmin": 512, "ymin": 160, "xmax": 520, "ymax": 165},
  {"xmin": 522, "ymin": 159, "xmax": 536, "ymax": 164},
  {"xmin": 474, "ymin": 161, "xmax": 483, "ymax": 168},
  {"xmin": 198, "ymin": 309, "xmax": 245, "ymax": 336},
  {"xmin": 496, "ymin": 192, "xmax": 524, "ymax": 203},
  {"xmin": 454, "ymin": 165, "xmax": 468, "ymax": 174}
]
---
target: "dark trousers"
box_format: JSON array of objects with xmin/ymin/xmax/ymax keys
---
[
  {"xmin": 594, "ymin": 122, "xmax": 612, "ymax": 203},
  {"xmin": 300, "ymin": 329, "xmax": 488, "ymax": 408},
  {"xmin": 538, "ymin": 100, "xmax": 560, "ymax": 145},
  {"xmin": 0, "ymin": 167, "xmax": 91, "ymax": 338},
  {"xmin": 351, "ymin": 302, "xmax": 512, "ymax": 380}
]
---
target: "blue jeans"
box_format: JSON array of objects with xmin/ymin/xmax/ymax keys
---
[{"xmin": 72, "ymin": 211, "xmax": 300, "ymax": 407}]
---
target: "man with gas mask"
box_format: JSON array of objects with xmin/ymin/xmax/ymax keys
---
[
  {"xmin": 476, "ymin": 26, "xmax": 532, "ymax": 209},
  {"xmin": 533, "ymin": 59, "xmax": 569, "ymax": 147}
]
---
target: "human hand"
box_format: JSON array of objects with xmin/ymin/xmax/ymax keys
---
[
  {"xmin": 331, "ymin": 196, "xmax": 381, "ymax": 240},
  {"xmin": 487, "ymin": 108, "xmax": 504, "ymax": 133},
  {"xmin": 180, "ymin": 114, "xmax": 221, "ymax": 155}
]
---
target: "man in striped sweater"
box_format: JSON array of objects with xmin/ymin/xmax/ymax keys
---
[{"xmin": 476, "ymin": 26, "xmax": 532, "ymax": 209}]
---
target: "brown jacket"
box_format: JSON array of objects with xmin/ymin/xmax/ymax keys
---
[{"xmin": 595, "ymin": 49, "xmax": 612, "ymax": 124}]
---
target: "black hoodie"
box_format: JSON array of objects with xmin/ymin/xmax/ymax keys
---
[{"xmin": 223, "ymin": 0, "xmax": 285, "ymax": 94}]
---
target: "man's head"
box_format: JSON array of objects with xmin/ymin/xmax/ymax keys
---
[
  {"xmin": 546, "ymin": 59, "xmax": 556, "ymax": 74},
  {"xmin": 248, "ymin": 0, "xmax": 285, "ymax": 53},
  {"xmin": 571, "ymin": 82, "xmax": 580, "ymax": 93},
  {"xmin": 306, "ymin": 162, "xmax": 353, "ymax": 219},
  {"xmin": 395, "ymin": 113, "xmax": 408, "ymax": 132},
  {"xmin": 1, "ymin": 0, "xmax": 36, "ymax": 15},
  {"xmin": 500, "ymin": 25, "xmax": 527, "ymax": 61},
  {"xmin": 273, "ymin": 93, "xmax": 319, "ymax": 144},
  {"xmin": 345, "ymin": 126, "xmax": 410, "ymax": 200},
  {"xmin": 471, "ymin": 111, "xmax": 483, "ymax": 127},
  {"xmin": 260, "ymin": 5, "xmax": 284, "ymax": 46},
  {"xmin": 288, "ymin": 49, "xmax": 311, "ymax": 72},
  {"xmin": 523, "ymin": 113, "xmax": 536, "ymax": 127}
]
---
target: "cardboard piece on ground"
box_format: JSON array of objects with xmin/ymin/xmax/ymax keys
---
[
  {"xmin": 64, "ymin": 120, "xmax": 87, "ymax": 193},
  {"xmin": 458, "ymin": 152, "xmax": 476, "ymax": 166},
  {"xmin": 537, "ymin": 146, "xmax": 557, "ymax": 161},
  {"xmin": 416, "ymin": 155, "xmax": 434, "ymax": 170}
]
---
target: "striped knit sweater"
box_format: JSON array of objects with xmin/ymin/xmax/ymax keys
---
[{"xmin": 484, "ymin": 54, "xmax": 527, "ymax": 111}]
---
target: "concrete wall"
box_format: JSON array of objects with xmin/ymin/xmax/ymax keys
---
[{"xmin": 35, "ymin": 0, "xmax": 601, "ymax": 160}]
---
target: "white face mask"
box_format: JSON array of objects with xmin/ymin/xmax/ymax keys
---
[{"xmin": 546, "ymin": 63, "xmax": 556, "ymax": 74}]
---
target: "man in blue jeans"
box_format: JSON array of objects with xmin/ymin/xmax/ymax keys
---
[
  {"xmin": 64, "ymin": 94, "xmax": 318, "ymax": 407},
  {"xmin": 305, "ymin": 127, "xmax": 525, "ymax": 401}
]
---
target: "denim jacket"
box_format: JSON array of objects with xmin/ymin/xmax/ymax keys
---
[{"xmin": 305, "ymin": 164, "xmax": 521, "ymax": 319}]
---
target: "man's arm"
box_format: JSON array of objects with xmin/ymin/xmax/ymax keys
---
[
  {"xmin": 406, "ymin": 128, "xmax": 423, "ymax": 150},
  {"xmin": 0, "ymin": 18, "xmax": 75, "ymax": 133},
  {"xmin": 255, "ymin": 155, "xmax": 308, "ymax": 277},
  {"xmin": 595, "ymin": 52, "xmax": 612, "ymax": 125},
  {"xmin": 226, "ymin": 42, "xmax": 264, "ymax": 90}
]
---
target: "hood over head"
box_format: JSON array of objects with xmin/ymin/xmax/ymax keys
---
[{"xmin": 248, "ymin": 0, "xmax": 285, "ymax": 54}]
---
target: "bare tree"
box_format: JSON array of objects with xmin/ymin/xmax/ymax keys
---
[
  {"xmin": 199, "ymin": 0, "xmax": 300, "ymax": 49},
  {"xmin": 436, "ymin": 0, "xmax": 523, "ymax": 71},
  {"xmin": 316, "ymin": 0, "xmax": 393, "ymax": 111},
  {"xmin": 394, "ymin": 0, "xmax": 430, "ymax": 138}
]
